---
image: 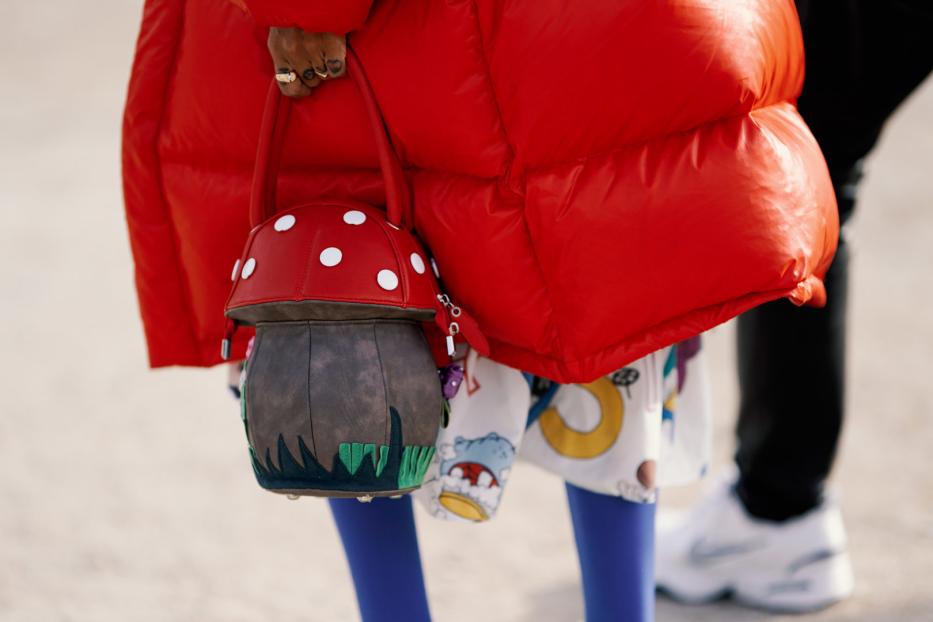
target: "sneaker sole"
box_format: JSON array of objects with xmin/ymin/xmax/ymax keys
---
[{"xmin": 657, "ymin": 550, "xmax": 854, "ymax": 614}]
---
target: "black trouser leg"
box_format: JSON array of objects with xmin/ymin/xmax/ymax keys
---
[
  {"xmin": 735, "ymin": 0, "xmax": 933, "ymax": 522},
  {"xmin": 735, "ymin": 234, "xmax": 849, "ymax": 521}
]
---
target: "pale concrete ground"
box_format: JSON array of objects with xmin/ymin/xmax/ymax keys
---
[{"xmin": 1, "ymin": 2, "xmax": 931, "ymax": 621}]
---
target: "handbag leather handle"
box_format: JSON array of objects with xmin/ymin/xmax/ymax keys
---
[{"xmin": 249, "ymin": 47, "xmax": 412, "ymax": 229}]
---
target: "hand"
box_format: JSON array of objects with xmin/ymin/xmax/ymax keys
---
[{"xmin": 267, "ymin": 28, "xmax": 347, "ymax": 98}]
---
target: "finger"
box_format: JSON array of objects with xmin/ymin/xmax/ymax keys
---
[
  {"xmin": 268, "ymin": 28, "xmax": 313, "ymax": 98},
  {"xmin": 300, "ymin": 68, "xmax": 324, "ymax": 88},
  {"xmin": 274, "ymin": 62, "xmax": 312, "ymax": 98},
  {"xmin": 272, "ymin": 59, "xmax": 312, "ymax": 98},
  {"xmin": 321, "ymin": 33, "xmax": 347, "ymax": 78},
  {"xmin": 270, "ymin": 56, "xmax": 312, "ymax": 98},
  {"xmin": 279, "ymin": 74, "xmax": 313, "ymax": 98},
  {"xmin": 298, "ymin": 32, "xmax": 329, "ymax": 87}
]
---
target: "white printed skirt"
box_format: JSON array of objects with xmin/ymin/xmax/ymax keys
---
[{"xmin": 415, "ymin": 339, "xmax": 710, "ymax": 523}]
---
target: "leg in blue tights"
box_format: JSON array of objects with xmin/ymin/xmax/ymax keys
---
[
  {"xmin": 565, "ymin": 482, "xmax": 656, "ymax": 622},
  {"xmin": 329, "ymin": 485, "xmax": 654, "ymax": 622},
  {"xmin": 328, "ymin": 495, "xmax": 432, "ymax": 622}
]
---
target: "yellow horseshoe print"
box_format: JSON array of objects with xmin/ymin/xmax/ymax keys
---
[
  {"xmin": 438, "ymin": 491, "xmax": 489, "ymax": 522},
  {"xmin": 538, "ymin": 378, "xmax": 624, "ymax": 459}
]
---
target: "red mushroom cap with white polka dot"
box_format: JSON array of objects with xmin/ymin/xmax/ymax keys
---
[{"xmin": 224, "ymin": 201, "xmax": 440, "ymax": 324}]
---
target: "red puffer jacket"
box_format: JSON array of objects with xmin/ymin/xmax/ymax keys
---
[{"xmin": 122, "ymin": 0, "xmax": 837, "ymax": 383}]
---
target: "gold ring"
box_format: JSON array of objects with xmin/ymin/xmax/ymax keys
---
[
  {"xmin": 275, "ymin": 71, "xmax": 297, "ymax": 84},
  {"xmin": 314, "ymin": 69, "xmax": 328, "ymax": 79}
]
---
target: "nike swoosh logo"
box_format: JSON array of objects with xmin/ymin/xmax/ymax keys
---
[
  {"xmin": 688, "ymin": 537, "xmax": 767, "ymax": 564},
  {"xmin": 786, "ymin": 548, "xmax": 842, "ymax": 574}
]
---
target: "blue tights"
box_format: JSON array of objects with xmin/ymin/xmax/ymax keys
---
[{"xmin": 328, "ymin": 483, "xmax": 655, "ymax": 622}]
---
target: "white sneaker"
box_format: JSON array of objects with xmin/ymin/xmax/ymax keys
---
[{"xmin": 656, "ymin": 479, "xmax": 854, "ymax": 613}]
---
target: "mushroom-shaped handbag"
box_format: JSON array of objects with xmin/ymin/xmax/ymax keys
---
[{"xmin": 224, "ymin": 49, "xmax": 488, "ymax": 498}]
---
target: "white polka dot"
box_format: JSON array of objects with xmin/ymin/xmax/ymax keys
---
[
  {"xmin": 343, "ymin": 210, "xmax": 366, "ymax": 225},
  {"xmin": 274, "ymin": 214, "xmax": 296, "ymax": 232},
  {"xmin": 231, "ymin": 259, "xmax": 240, "ymax": 281},
  {"xmin": 377, "ymin": 269, "xmax": 399, "ymax": 291},
  {"xmin": 320, "ymin": 247, "xmax": 342, "ymax": 267},
  {"xmin": 430, "ymin": 258, "xmax": 441, "ymax": 278},
  {"xmin": 410, "ymin": 253, "xmax": 426, "ymax": 274},
  {"xmin": 241, "ymin": 258, "xmax": 256, "ymax": 279}
]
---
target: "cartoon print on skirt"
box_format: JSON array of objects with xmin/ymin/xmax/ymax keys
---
[
  {"xmin": 416, "ymin": 353, "xmax": 529, "ymax": 522},
  {"xmin": 414, "ymin": 339, "xmax": 709, "ymax": 522}
]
